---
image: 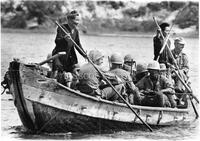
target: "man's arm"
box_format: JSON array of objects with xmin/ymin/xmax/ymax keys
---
[
  {"xmin": 181, "ymin": 53, "xmax": 189, "ymax": 74},
  {"xmin": 160, "ymin": 76, "xmax": 175, "ymax": 94},
  {"xmin": 153, "ymin": 36, "xmax": 162, "ymax": 60}
]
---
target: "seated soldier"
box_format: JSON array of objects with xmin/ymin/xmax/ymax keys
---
[
  {"xmin": 109, "ymin": 53, "xmax": 141, "ymax": 105},
  {"xmin": 78, "ymin": 50, "xmax": 124, "ymax": 101},
  {"xmin": 160, "ymin": 63, "xmax": 175, "ymax": 86},
  {"xmin": 171, "ymin": 37, "xmax": 189, "ymax": 93},
  {"xmin": 135, "ymin": 63, "xmax": 148, "ymax": 83},
  {"xmin": 123, "ymin": 54, "xmax": 137, "ymax": 83},
  {"xmin": 136, "ymin": 61, "xmax": 176, "ymax": 108}
]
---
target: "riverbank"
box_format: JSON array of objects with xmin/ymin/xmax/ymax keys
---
[{"xmin": 1, "ymin": 27, "xmax": 199, "ymax": 38}]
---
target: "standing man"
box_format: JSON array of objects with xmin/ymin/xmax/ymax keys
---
[
  {"xmin": 153, "ymin": 22, "xmax": 172, "ymax": 65},
  {"xmin": 171, "ymin": 37, "xmax": 189, "ymax": 93},
  {"xmin": 52, "ymin": 10, "xmax": 86, "ymax": 76}
]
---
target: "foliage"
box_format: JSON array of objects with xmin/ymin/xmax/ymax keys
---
[
  {"xmin": 86, "ymin": 1, "xmax": 95, "ymax": 12},
  {"xmin": 174, "ymin": 2, "xmax": 199, "ymax": 29},
  {"xmin": 97, "ymin": 1, "xmax": 124, "ymax": 9},
  {"xmin": 1, "ymin": 0, "xmax": 15, "ymax": 13},
  {"xmin": 23, "ymin": 1, "xmax": 64, "ymax": 24},
  {"xmin": 0, "ymin": 0, "xmax": 198, "ymax": 32},
  {"xmin": 146, "ymin": 2, "xmax": 161, "ymax": 12}
]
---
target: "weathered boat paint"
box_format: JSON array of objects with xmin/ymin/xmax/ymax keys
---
[{"xmin": 7, "ymin": 61, "xmax": 196, "ymax": 133}]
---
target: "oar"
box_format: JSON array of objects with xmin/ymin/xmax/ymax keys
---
[
  {"xmin": 55, "ymin": 21, "xmax": 153, "ymax": 132},
  {"xmin": 108, "ymin": 56, "xmax": 111, "ymax": 69},
  {"xmin": 38, "ymin": 52, "xmax": 65, "ymax": 66}
]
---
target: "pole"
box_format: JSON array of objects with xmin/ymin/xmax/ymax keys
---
[
  {"xmin": 38, "ymin": 52, "xmax": 65, "ymax": 66},
  {"xmin": 55, "ymin": 21, "xmax": 153, "ymax": 132},
  {"xmin": 108, "ymin": 56, "xmax": 111, "ymax": 69}
]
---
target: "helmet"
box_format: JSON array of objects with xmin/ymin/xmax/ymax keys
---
[
  {"xmin": 136, "ymin": 63, "xmax": 148, "ymax": 74},
  {"xmin": 88, "ymin": 50, "xmax": 104, "ymax": 63},
  {"xmin": 147, "ymin": 61, "xmax": 160, "ymax": 70},
  {"xmin": 124, "ymin": 54, "xmax": 135, "ymax": 63},
  {"xmin": 110, "ymin": 53, "xmax": 123, "ymax": 64},
  {"xmin": 159, "ymin": 63, "xmax": 166, "ymax": 71},
  {"xmin": 174, "ymin": 37, "xmax": 186, "ymax": 45}
]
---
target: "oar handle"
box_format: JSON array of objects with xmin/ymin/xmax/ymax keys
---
[{"xmin": 38, "ymin": 52, "xmax": 65, "ymax": 66}]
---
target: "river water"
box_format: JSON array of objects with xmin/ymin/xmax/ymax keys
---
[{"xmin": 1, "ymin": 31, "xmax": 199, "ymax": 140}]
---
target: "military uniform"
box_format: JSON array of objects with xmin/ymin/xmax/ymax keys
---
[
  {"xmin": 110, "ymin": 68, "xmax": 141, "ymax": 105},
  {"xmin": 78, "ymin": 51, "xmax": 123, "ymax": 101},
  {"xmin": 172, "ymin": 50, "xmax": 189, "ymax": 75},
  {"xmin": 171, "ymin": 49, "xmax": 189, "ymax": 92},
  {"xmin": 78, "ymin": 63, "xmax": 102, "ymax": 95},
  {"xmin": 136, "ymin": 74, "xmax": 176, "ymax": 107}
]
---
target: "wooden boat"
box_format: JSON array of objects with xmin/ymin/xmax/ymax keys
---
[{"xmin": 5, "ymin": 60, "xmax": 197, "ymax": 133}]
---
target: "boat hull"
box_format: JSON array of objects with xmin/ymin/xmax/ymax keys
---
[{"xmin": 7, "ymin": 61, "xmax": 196, "ymax": 133}]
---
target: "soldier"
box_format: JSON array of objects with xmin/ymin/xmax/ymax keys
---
[
  {"xmin": 136, "ymin": 61, "xmax": 176, "ymax": 108},
  {"xmin": 160, "ymin": 63, "xmax": 174, "ymax": 86},
  {"xmin": 171, "ymin": 37, "xmax": 189, "ymax": 93},
  {"xmin": 135, "ymin": 63, "xmax": 148, "ymax": 83},
  {"xmin": 123, "ymin": 54, "xmax": 137, "ymax": 83},
  {"xmin": 78, "ymin": 50, "xmax": 124, "ymax": 101},
  {"xmin": 109, "ymin": 53, "xmax": 141, "ymax": 105}
]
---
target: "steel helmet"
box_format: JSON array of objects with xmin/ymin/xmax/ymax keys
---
[
  {"xmin": 147, "ymin": 61, "xmax": 160, "ymax": 70},
  {"xmin": 174, "ymin": 37, "xmax": 186, "ymax": 45},
  {"xmin": 88, "ymin": 50, "xmax": 104, "ymax": 63},
  {"xmin": 159, "ymin": 63, "xmax": 166, "ymax": 71},
  {"xmin": 110, "ymin": 53, "xmax": 123, "ymax": 64},
  {"xmin": 124, "ymin": 54, "xmax": 135, "ymax": 63},
  {"xmin": 136, "ymin": 63, "xmax": 148, "ymax": 74}
]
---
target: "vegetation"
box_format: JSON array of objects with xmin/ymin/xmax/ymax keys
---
[{"xmin": 1, "ymin": 0, "xmax": 199, "ymax": 33}]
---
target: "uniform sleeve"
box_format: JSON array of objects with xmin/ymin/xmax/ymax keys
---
[
  {"xmin": 153, "ymin": 36, "xmax": 162, "ymax": 60},
  {"xmin": 55, "ymin": 27, "xmax": 65, "ymax": 43},
  {"xmin": 161, "ymin": 76, "xmax": 175, "ymax": 93},
  {"xmin": 126, "ymin": 74, "xmax": 137, "ymax": 90},
  {"xmin": 182, "ymin": 54, "xmax": 189, "ymax": 74},
  {"xmin": 135, "ymin": 77, "xmax": 146, "ymax": 90}
]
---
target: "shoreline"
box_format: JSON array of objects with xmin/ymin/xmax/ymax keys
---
[{"xmin": 1, "ymin": 28, "xmax": 199, "ymax": 38}]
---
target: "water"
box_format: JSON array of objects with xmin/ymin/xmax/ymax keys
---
[{"xmin": 1, "ymin": 31, "xmax": 199, "ymax": 140}]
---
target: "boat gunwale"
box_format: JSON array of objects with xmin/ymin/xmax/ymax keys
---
[{"xmin": 20, "ymin": 62, "xmax": 190, "ymax": 113}]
